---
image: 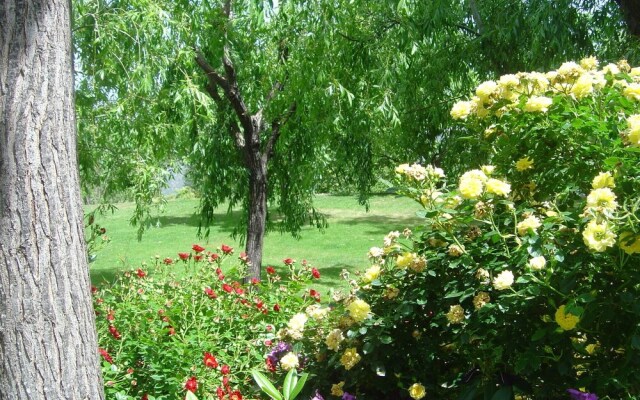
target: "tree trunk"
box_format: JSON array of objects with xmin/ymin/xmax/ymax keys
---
[
  {"xmin": 245, "ymin": 157, "xmax": 268, "ymax": 282},
  {"xmin": 0, "ymin": 1, "xmax": 105, "ymax": 399},
  {"xmin": 615, "ymin": 0, "xmax": 640, "ymax": 37}
]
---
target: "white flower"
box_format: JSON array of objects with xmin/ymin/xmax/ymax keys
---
[
  {"xmin": 493, "ymin": 270, "xmax": 514, "ymax": 290},
  {"xmin": 280, "ymin": 352, "xmax": 299, "ymax": 371},
  {"xmin": 528, "ymin": 256, "xmax": 546, "ymax": 271}
]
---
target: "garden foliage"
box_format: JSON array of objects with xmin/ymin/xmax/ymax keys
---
[
  {"xmin": 281, "ymin": 59, "xmax": 640, "ymax": 400},
  {"xmin": 94, "ymin": 245, "xmax": 321, "ymax": 400}
]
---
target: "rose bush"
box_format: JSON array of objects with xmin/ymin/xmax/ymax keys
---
[
  {"xmin": 283, "ymin": 59, "xmax": 640, "ymax": 400},
  {"xmin": 94, "ymin": 245, "xmax": 322, "ymax": 399}
]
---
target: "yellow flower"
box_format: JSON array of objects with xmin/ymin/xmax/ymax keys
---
[
  {"xmin": 448, "ymin": 244, "xmax": 465, "ymax": 257},
  {"xmin": 527, "ymin": 256, "xmax": 546, "ymax": 271},
  {"xmin": 340, "ymin": 348, "xmax": 361, "ymax": 370},
  {"xmin": 362, "ymin": 265, "xmax": 381, "ymax": 283},
  {"xmin": 485, "ymin": 178, "xmax": 511, "ymax": 197},
  {"xmin": 325, "ymin": 329, "xmax": 344, "ymax": 351},
  {"xmin": 476, "ymin": 80, "xmax": 498, "ymax": 99},
  {"xmin": 395, "ymin": 163, "xmax": 410, "ymax": 174},
  {"xmin": 306, "ymin": 305, "xmax": 329, "ymax": 320},
  {"xmin": 524, "ymin": 96, "xmax": 553, "ymax": 112},
  {"xmin": 558, "ymin": 61, "xmax": 584, "ymax": 79},
  {"xmin": 627, "ymin": 114, "xmax": 640, "ymax": 146},
  {"xmin": 515, "ymin": 157, "xmax": 534, "ymax": 171},
  {"xmin": 580, "ymin": 56, "xmax": 599, "ymax": 71},
  {"xmin": 498, "ymin": 74, "xmax": 519, "ymax": 88},
  {"xmin": 408, "ymin": 383, "xmax": 427, "ymax": 400},
  {"xmin": 384, "ymin": 286, "xmax": 399, "ymax": 299},
  {"xmin": 459, "ymin": 178, "xmax": 483, "ymax": 199},
  {"xmin": 473, "ymin": 292, "xmax": 491, "ymax": 310},
  {"xmin": 450, "ymin": 100, "xmax": 474, "ymax": 120},
  {"xmin": 396, "ymin": 252, "xmax": 416, "ymax": 269},
  {"xmin": 368, "ymin": 247, "xmax": 384, "ymax": 258},
  {"xmin": 347, "ymin": 299, "xmax": 371, "ymax": 323},
  {"xmin": 481, "ymin": 165, "xmax": 496, "ymax": 175},
  {"xmin": 517, "ymin": 215, "xmax": 541, "ymax": 236},
  {"xmin": 619, "ymin": 232, "xmax": 640, "ymax": 254},
  {"xmin": 624, "ymin": 83, "xmax": 640, "ymax": 100},
  {"xmin": 280, "ymin": 352, "xmax": 299, "ymax": 371},
  {"xmin": 571, "ymin": 74, "xmax": 593, "ymax": 98},
  {"xmin": 331, "ymin": 382, "xmax": 345, "ymax": 396},
  {"xmin": 461, "ymin": 169, "xmax": 488, "ymax": 182},
  {"xmin": 287, "ymin": 313, "xmax": 308, "ymax": 332},
  {"xmin": 493, "ymin": 270, "xmax": 514, "ymax": 291},
  {"xmin": 446, "ymin": 304, "xmax": 465, "ymax": 324},
  {"xmin": 475, "ymin": 268, "xmax": 490, "ymax": 284},
  {"xmin": 555, "ymin": 305, "xmax": 580, "ymax": 331},
  {"xmin": 591, "ymin": 172, "xmax": 615, "ymax": 189},
  {"xmin": 586, "ymin": 188, "xmax": 618, "ymax": 212},
  {"xmin": 409, "ymin": 256, "xmax": 427, "ymax": 273},
  {"xmin": 602, "ymin": 63, "xmax": 620, "ymax": 75},
  {"xmin": 582, "ymin": 220, "xmax": 616, "ymax": 252}
]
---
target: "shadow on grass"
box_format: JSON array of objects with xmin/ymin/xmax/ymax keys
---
[{"xmin": 156, "ymin": 210, "xmax": 244, "ymax": 230}]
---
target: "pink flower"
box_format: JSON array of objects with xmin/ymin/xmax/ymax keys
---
[
  {"xmin": 178, "ymin": 252, "xmax": 190, "ymax": 261},
  {"xmin": 185, "ymin": 376, "xmax": 198, "ymax": 393},
  {"xmin": 239, "ymin": 252, "xmax": 249, "ymax": 263},
  {"xmin": 221, "ymin": 244, "xmax": 233, "ymax": 254},
  {"xmin": 216, "ymin": 387, "xmax": 225, "ymax": 400},
  {"xmin": 192, "ymin": 244, "xmax": 205, "ymax": 253},
  {"xmin": 251, "ymin": 278, "xmax": 260, "ymax": 285},
  {"xmin": 222, "ymin": 284, "xmax": 233, "ymax": 293},
  {"xmin": 311, "ymin": 268, "xmax": 320, "ymax": 279},
  {"xmin": 163, "ymin": 257, "xmax": 173, "ymax": 265},
  {"xmin": 209, "ymin": 253, "xmax": 220, "ymax": 262},
  {"xmin": 221, "ymin": 365, "xmax": 230, "ymax": 375},
  {"xmin": 204, "ymin": 288, "xmax": 217, "ymax": 299}
]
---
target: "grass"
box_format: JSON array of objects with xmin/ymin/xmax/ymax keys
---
[{"xmin": 87, "ymin": 194, "xmax": 425, "ymax": 295}]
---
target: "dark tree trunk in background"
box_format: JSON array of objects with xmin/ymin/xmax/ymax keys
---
[
  {"xmin": 615, "ymin": 0, "xmax": 640, "ymax": 37},
  {"xmin": 0, "ymin": 1, "xmax": 105, "ymax": 398},
  {"xmin": 246, "ymin": 158, "xmax": 268, "ymax": 281}
]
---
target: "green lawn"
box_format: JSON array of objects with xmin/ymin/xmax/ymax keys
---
[{"xmin": 88, "ymin": 194, "xmax": 424, "ymax": 295}]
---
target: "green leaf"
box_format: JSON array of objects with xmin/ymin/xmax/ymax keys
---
[
  {"xmin": 283, "ymin": 369, "xmax": 298, "ymax": 400},
  {"xmin": 251, "ymin": 370, "xmax": 283, "ymax": 400},
  {"xmin": 289, "ymin": 372, "xmax": 309, "ymax": 400},
  {"xmin": 185, "ymin": 392, "xmax": 199, "ymax": 400}
]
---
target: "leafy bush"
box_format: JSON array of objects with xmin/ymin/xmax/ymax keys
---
[
  {"xmin": 94, "ymin": 245, "xmax": 322, "ymax": 400},
  {"xmin": 289, "ymin": 59, "xmax": 640, "ymax": 400}
]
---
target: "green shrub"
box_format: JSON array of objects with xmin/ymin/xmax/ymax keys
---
[
  {"xmin": 290, "ymin": 58, "xmax": 640, "ymax": 400},
  {"xmin": 94, "ymin": 245, "xmax": 322, "ymax": 400}
]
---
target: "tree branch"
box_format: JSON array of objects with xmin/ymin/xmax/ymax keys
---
[{"xmin": 263, "ymin": 102, "xmax": 297, "ymax": 163}]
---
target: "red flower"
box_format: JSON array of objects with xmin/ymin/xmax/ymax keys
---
[
  {"xmin": 108, "ymin": 325, "xmax": 121, "ymax": 340},
  {"xmin": 234, "ymin": 287, "xmax": 244, "ymax": 295},
  {"xmin": 192, "ymin": 244, "xmax": 205, "ymax": 253},
  {"xmin": 264, "ymin": 339, "xmax": 272, "ymax": 346},
  {"xmin": 266, "ymin": 266, "xmax": 276, "ymax": 275},
  {"xmin": 229, "ymin": 390, "xmax": 243, "ymax": 400},
  {"xmin": 127, "ymin": 368, "xmax": 134, "ymax": 374},
  {"xmin": 221, "ymin": 244, "xmax": 233, "ymax": 254},
  {"xmin": 141, "ymin": 394, "xmax": 148, "ymax": 400},
  {"xmin": 283, "ymin": 258, "xmax": 294, "ymax": 266},
  {"xmin": 167, "ymin": 326, "xmax": 176, "ymax": 336},
  {"xmin": 194, "ymin": 254, "xmax": 203, "ymax": 262},
  {"xmin": 203, "ymin": 352, "xmax": 219, "ymax": 369},
  {"xmin": 99, "ymin": 348, "xmax": 114, "ymax": 364},
  {"xmin": 163, "ymin": 257, "xmax": 173, "ymax": 265},
  {"xmin": 222, "ymin": 284, "xmax": 233, "ymax": 293},
  {"xmin": 311, "ymin": 268, "xmax": 321, "ymax": 279},
  {"xmin": 251, "ymin": 278, "xmax": 260, "ymax": 285},
  {"xmin": 239, "ymin": 252, "xmax": 249, "ymax": 263},
  {"xmin": 220, "ymin": 365, "xmax": 230, "ymax": 375},
  {"xmin": 204, "ymin": 287, "xmax": 217, "ymax": 299},
  {"xmin": 178, "ymin": 252, "xmax": 190, "ymax": 261},
  {"xmin": 266, "ymin": 357, "xmax": 276, "ymax": 372},
  {"xmin": 184, "ymin": 376, "xmax": 198, "ymax": 393},
  {"xmin": 218, "ymin": 273, "xmax": 225, "ymax": 281},
  {"xmin": 216, "ymin": 387, "xmax": 225, "ymax": 400},
  {"xmin": 136, "ymin": 268, "xmax": 146, "ymax": 278},
  {"xmin": 309, "ymin": 289, "xmax": 321, "ymax": 302},
  {"xmin": 273, "ymin": 304, "xmax": 281, "ymax": 312},
  {"xmin": 91, "ymin": 285, "xmax": 98, "ymax": 294},
  {"xmin": 209, "ymin": 253, "xmax": 220, "ymax": 262}
]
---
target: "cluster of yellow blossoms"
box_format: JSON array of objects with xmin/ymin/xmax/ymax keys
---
[
  {"xmin": 581, "ymin": 172, "xmax": 618, "ymax": 253},
  {"xmin": 451, "ymin": 57, "xmax": 640, "ymax": 122},
  {"xmin": 458, "ymin": 167, "xmax": 511, "ymax": 199}
]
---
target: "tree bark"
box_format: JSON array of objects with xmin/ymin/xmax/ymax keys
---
[
  {"xmin": 0, "ymin": 1, "xmax": 105, "ymax": 399},
  {"xmin": 245, "ymin": 157, "xmax": 268, "ymax": 282}
]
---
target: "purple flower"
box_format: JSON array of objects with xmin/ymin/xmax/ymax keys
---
[
  {"xmin": 268, "ymin": 342, "xmax": 292, "ymax": 359},
  {"xmin": 342, "ymin": 392, "xmax": 356, "ymax": 400},
  {"xmin": 567, "ymin": 389, "xmax": 598, "ymax": 400},
  {"xmin": 310, "ymin": 390, "xmax": 325, "ymax": 400}
]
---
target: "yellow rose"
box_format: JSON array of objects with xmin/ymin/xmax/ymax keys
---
[
  {"xmin": 582, "ymin": 220, "xmax": 616, "ymax": 252},
  {"xmin": 331, "ymin": 382, "xmax": 345, "ymax": 396},
  {"xmin": 325, "ymin": 329, "xmax": 344, "ymax": 351},
  {"xmin": 485, "ymin": 178, "xmax": 511, "ymax": 197},
  {"xmin": 408, "ymin": 383, "xmax": 427, "ymax": 400},
  {"xmin": 555, "ymin": 305, "xmax": 580, "ymax": 331},
  {"xmin": 619, "ymin": 232, "xmax": 640, "ymax": 254},
  {"xmin": 340, "ymin": 348, "xmax": 361, "ymax": 370},
  {"xmin": 459, "ymin": 178, "xmax": 483, "ymax": 199},
  {"xmin": 446, "ymin": 304, "xmax": 465, "ymax": 324},
  {"xmin": 362, "ymin": 265, "xmax": 381, "ymax": 283},
  {"xmin": 585, "ymin": 188, "xmax": 618, "ymax": 212},
  {"xmin": 473, "ymin": 291, "xmax": 491, "ymax": 310},
  {"xmin": 517, "ymin": 215, "xmax": 541, "ymax": 236},
  {"xmin": 347, "ymin": 299, "xmax": 371, "ymax": 323},
  {"xmin": 450, "ymin": 100, "xmax": 474, "ymax": 120},
  {"xmin": 396, "ymin": 252, "xmax": 415, "ymax": 269},
  {"xmin": 591, "ymin": 172, "xmax": 615, "ymax": 189},
  {"xmin": 524, "ymin": 96, "xmax": 553, "ymax": 112},
  {"xmin": 624, "ymin": 82, "xmax": 640, "ymax": 100},
  {"xmin": 280, "ymin": 352, "xmax": 299, "ymax": 371},
  {"xmin": 493, "ymin": 270, "xmax": 514, "ymax": 291},
  {"xmin": 580, "ymin": 56, "xmax": 599, "ymax": 70},
  {"xmin": 627, "ymin": 114, "xmax": 640, "ymax": 146}
]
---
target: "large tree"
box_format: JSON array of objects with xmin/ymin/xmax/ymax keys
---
[{"xmin": 0, "ymin": 1, "xmax": 104, "ymax": 398}]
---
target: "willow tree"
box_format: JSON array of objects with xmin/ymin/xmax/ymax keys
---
[
  {"xmin": 0, "ymin": 0, "xmax": 104, "ymax": 397},
  {"xmin": 73, "ymin": 0, "xmax": 383, "ymax": 279}
]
